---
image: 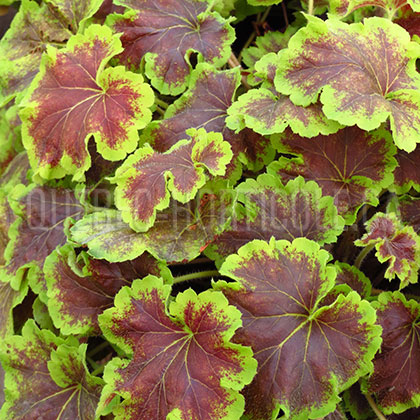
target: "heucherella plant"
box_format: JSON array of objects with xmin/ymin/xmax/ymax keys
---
[{"xmin": 1, "ymin": 0, "xmax": 420, "ymax": 418}]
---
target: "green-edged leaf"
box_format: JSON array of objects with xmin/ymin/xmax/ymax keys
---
[
  {"xmin": 227, "ymin": 53, "xmax": 342, "ymax": 137},
  {"xmin": 332, "ymin": 0, "xmax": 420, "ymax": 18},
  {"xmin": 275, "ymin": 16, "xmax": 420, "ymax": 152},
  {"xmin": 269, "ymin": 127, "xmax": 397, "ymax": 224},
  {"xmin": 98, "ymin": 276, "xmax": 257, "ymax": 419},
  {"xmin": 141, "ymin": 64, "xmax": 273, "ymax": 177},
  {"xmin": 107, "ymin": 0, "xmax": 235, "ymax": 95},
  {"xmin": 45, "ymin": 244, "xmax": 171, "ymax": 335},
  {"xmin": 0, "ymin": 320, "xmax": 103, "ymax": 419},
  {"xmin": 391, "ymin": 146, "xmax": 420, "ymax": 193},
  {"xmin": 367, "ymin": 292, "xmax": 420, "ymax": 414},
  {"xmin": 246, "ymin": 0, "xmax": 283, "ymax": 6},
  {"xmin": 0, "ymin": 280, "xmax": 28, "ymax": 340},
  {"xmin": 0, "ymin": 107, "xmax": 21, "ymax": 175},
  {"xmin": 242, "ymin": 28, "xmax": 296, "ymax": 73},
  {"xmin": 206, "ymin": 175, "xmax": 344, "ymax": 265},
  {"xmin": 71, "ymin": 189, "xmax": 232, "ymax": 263},
  {"xmin": 321, "ymin": 262, "xmax": 372, "ymax": 306},
  {"xmin": 2, "ymin": 184, "xmax": 84, "ymax": 291},
  {"xmin": 114, "ymin": 128, "xmax": 232, "ymax": 232},
  {"xmin": 0, "ymin": 0, "xmax": 102, "ymax": 104},
  {"xmin": 20, "ymin": 24, "xmax": 154, "ymax": 181},
  {"xmin": 342, "ymin": 382, "xmax": 374, "ymax": 420},
  {"xmin": 214, "ymin": 238, "xmax": 382, "ymax": 420},
  {"xmin": 397, "ymin": 195, "xmax": 420, "ymax": 233},
  {"xmin": 44, "ymin": 0, "xmax": 103, "ymax": 32},
  {"xmin": 355, "ymin": 212, "xmax": 420, "ymax": 287},
  {"xmin": 334, "ymin": 261, "xmax": 372, "ymax": 298}
]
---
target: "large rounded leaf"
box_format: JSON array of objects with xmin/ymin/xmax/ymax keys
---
[
  {"xmin": 20, "ymin": 24, "xmax": 154, "ymax": 180},
  {"xmin": 275, "ymin": 16, "xmax": 420, "ymax": 152},
  {"xmin": 98, "ymin": 276, "xmax": 257, "ymax": 420},
  {"xmin": 214, "ymin": 238, "xmax": 382, "ymax": 420},
  {"xmin": 107, "ymin": 0, "xmax": 234, "ymax": 95}
]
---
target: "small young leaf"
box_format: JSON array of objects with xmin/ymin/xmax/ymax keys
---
[
  {"xmin": 20, "ymin": 24, "xmax": 154, "ymax": 180},
  {"xmin": 214, "ymin": 238, "xmax": 382, "ymax": 420},
  {"xmin": 0, "ymin": 320, "xmax": 103, "ymax": 419},
  {"xmin": 107, "ymin": 0, "xmax": 235, "ymax": 95},
  {"xmin": 242, "ymin": 28, "xmax": 296, "ymax": 73},
  {"xmin": 368, "ymin": 292, "xmax": 420, "ymax": 414},
  {"xmin": 275, "ymin": 16, "xmax": 420, "ymax": 152},
  {"xmin": 269, "ymin": 127, "xmax": 397, "ymax": 224},
  {"xmin": 355, "ymin": 212, "xmax": 420, "ymax": 287},
  {"xmin": 114, "ymin": 128, "xmax": 232, "ymax": 232},
  {"xmin": 98, "ymin": 276, "xmax": 257, "ymax": 419},
  {"xmin": 45, "ymin": 244, "xmax": 171, "ymax": 335}
]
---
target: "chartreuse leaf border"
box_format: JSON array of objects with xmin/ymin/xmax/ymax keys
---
[
  {"xmin": 97, "ymin": 275, "xmax": 257, "ymax": 419},
  {"xmin": 113, "ymin": 127, "xmax": 232, "ymax": 232},
  {"xmin": 215, "ymin": 237, "xmax": 382, "ymax": 420},
  {"xmin": 19, "ymin": 24, "xmax": 154, "ymax": 181},
  {"xmin": 275, "ymin": 15, "xmax": 420, "ymax": 152}
]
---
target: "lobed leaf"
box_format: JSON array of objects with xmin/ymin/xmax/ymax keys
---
[
  {"xmin": 206, "ymin": 174, "xmax": 344, "ymax": 265},
  {"xmin": 45, "ymin": 244, "xmax": 171, "ymax": 335},
  {"xmin": 275, "ymin": 16, "xmax": 420, "ymax": 152},
  {"xmin": 71, "ymin": 189, "xmax": 232, "ymax": 263},
  {"xmin": 1, "ymin": 184, "xmax": 84, "ymax": 292},
  {"xmin": 114, "ymin": 128, "xmax": 232, "ymax": 232},
  {"xmin": 0, "ymin": 320, "xmax": 103, "ymax": 419},
  {"xmin": 214, "ymin": 238, "xmax": 381, "ymax": 420},
  {"xmin": 368, "ymin": 292, "xmax": 420, "ymax": 414},
  {"xmin": 391, "ymin": 146, "xmax": 420, "ymax": 193},
  {"xmin": 269, "ymin": 126, "xmax": 397, "ymax": 224},
  {"xmin": 20, "ymin": 24, "xmax": 154, "ymax": 180},
  {"xmin": 142, "ymin": 64, "xmax": 274, "ymax": 177},
  {"xmin": 355, "ymin": 212, "xmax": 420, "ymax": 287},
  {"xmin": 107, "ymin": 0, "xmax": 235, "ymax": 95},
  {"xmin": 397, "ymin": 195, "xmax": 420, "ymax": 233},
  {"xmin": 0, "ymin": 0, "xmax": 103, "ymax": 105},
  {"xmin": 227, "ymin": 53, "xmax": 342, "ymax": 137},
  {"xmin": 98, "ymin": 276, "xmax": 257, "ymax": 419}
]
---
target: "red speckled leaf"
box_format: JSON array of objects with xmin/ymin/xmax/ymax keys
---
[
  {"xmin": 215, "ymin": 238, "xmax": 381, "ymax": 420},
  {"xmin": 97, "ymin": 276, "xmax": 256, "ymax": 419},
  {"xmin": 368, "ymin": 292, "xmax": 420, "ymax": 414},
  {"xmin": 391, "ymin": 146, "xmax": 420, "ymax": 193},
  {"xmin": 355, "ymin": 212, "xmax": 420, "ymax": 287},
  {"xmin": 275, "ymin": 16, "xmax": 420, "ymax": 152},
  {"xmin": 45, "ymin": 244, "xmax": 171, "ymax": 335},
  {"xmin": 269, "ymin": 126, "xmax": 397, "ymax": 224},
  {"xmin": 107, "ymin": 0, "xmax": 234, "ymax": 95},
  {"xmin": 1, "ymin": 184, "xmax": 84, "ymax": 292},
  {"xmin": 142, "ymin": 64, "xmax": 273, "ymax": 177},
  {"xmin": 20, "ymin": 24, "xmax": 154, "ymax": 180},
  {"xmin": 114, "ymin": 128, "xmax": 232, "ymax": 232},
  {"xmin": 0, "ymin": 320, "xmax": 103, "ymax": 420}
]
